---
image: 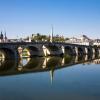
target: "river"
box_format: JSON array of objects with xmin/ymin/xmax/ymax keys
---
[{"xmin": 0, "ymin": 55, "xmax": 100, "ymax": 100}]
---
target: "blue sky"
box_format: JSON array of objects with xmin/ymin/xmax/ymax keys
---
[{"xmin": 0, "ymin": 0, "xmax": 100, "ymax": 39}]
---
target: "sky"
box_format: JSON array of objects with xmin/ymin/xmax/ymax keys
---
[{"xmin": 0, "ymin": 0, "xmax": 100, "ymax": 39}]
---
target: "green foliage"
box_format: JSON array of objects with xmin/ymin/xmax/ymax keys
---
[
  {"xmin": 31, "ymin": 33, "xmax": 50, "ymax": 42},
  {"xmin": 31, "ymin": 33, "xmax": 66, "ymax": 42},
  {"xmin": 65, "ymin": 38, "xmax": 69, "ymax": 41}
]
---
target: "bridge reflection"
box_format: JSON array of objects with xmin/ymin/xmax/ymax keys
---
[
  {"xmin": 0, "ymin": 54, "xmax": 100, "ymax": 76},
  {"xmin": 0, "ymin": 55, "xmax": 100, "ymax": 83}
]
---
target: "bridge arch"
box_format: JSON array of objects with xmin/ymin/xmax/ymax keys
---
[
  {"xmin": 87, "ymin": 47, "xmax": 93, "ymax": 55},
  {"xmin": 21, "ymin": 57, "xmax": 44, "ymax": 70},
  {"xmin": 43, "ymin": 44, "xmax": 63, "ymax": 56},
  {"xmin": 74, "ymin": 46, "xmax": 84, "ymax": 56},
  {"xmin": 77, "ymin": 47, "xmax": 84, "ymax": 55},
  {"xmin": 0, "ymin": 48, "xmax": 16, "ymax": 59},
  {"xmin": 18, "ymin": 46, "xmax": 40, "ymax": 58},
  {"xmin": 64, "ymin": 46, "xmax": 74, "ymax": 55},
  {"xmin": 0, "ymin": 60, "xmax": 16, "ymax": 72},
  {"xmin": 47, "ymin": 57, "xmax": 62, "ymax": 68},
  {"xmin": 94, "ymin": 47, "xmax": 99, "ymax": 56},
  {"xmin": 26, "ymin": 46, "xmax": 40, "ymax": 57}
]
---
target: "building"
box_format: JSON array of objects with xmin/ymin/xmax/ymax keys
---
[
  {"xmin": 80, "ymin": 35, "xmax": 91, "ymax": 42},
  {"xmin": 93, "ymin": 39, "xmax": 100, "ymax": 46},
  {"xmin": 65, "ymin": 35, "xmax": 93, "ymax": 46}
]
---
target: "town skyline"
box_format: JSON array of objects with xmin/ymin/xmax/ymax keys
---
[{"xmin": 0, "ymin": 29, "xmax": 100, "ymax": 40}]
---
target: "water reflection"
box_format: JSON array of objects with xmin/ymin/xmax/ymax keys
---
[
  {"xmin": 0, "ymin": 54, "xmax": 100, "ymax": 76},
  {"xmin": 0, "ymin": 55, "xmax": 100, "ymax": 100}
]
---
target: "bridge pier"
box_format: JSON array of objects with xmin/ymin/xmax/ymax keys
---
[
  {"xmin": 98, "ymin": 48, "xmax": 100, "ymax": 57},
  {"xmin": 61, "ymin": 46, "xmax": 65, "ymax": 55},
  {"xmin": 42, "ymin": 45, "xmax": 48, "ymax": 56},
  {"xmin": 85, "ymin": 47, "xmax": 88, "ymax": 55},
  {"xmin": 92, "ymin": 48, "xmax": 95, "ymax": 54},
  {"xmin": 18, "ymin": 47, "xmax": 23, "ymax": 58},
  {"xmin": 75, "ymin": 47, "xmax": 78, "ymax": 56}
]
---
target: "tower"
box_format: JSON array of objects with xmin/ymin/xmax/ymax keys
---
[{"xmin": 50, "ymin": 25, "xmax": 54, "ymax": 43}]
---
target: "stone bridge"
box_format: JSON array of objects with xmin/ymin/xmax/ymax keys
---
[{"xmin": 0, "ymin": 42, "xmax": 100, "ymax": 59}]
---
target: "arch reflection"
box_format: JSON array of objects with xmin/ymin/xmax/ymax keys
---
[{"xmin": 0, "ymin": 54, "xmax": 100, "ymax": 76}]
